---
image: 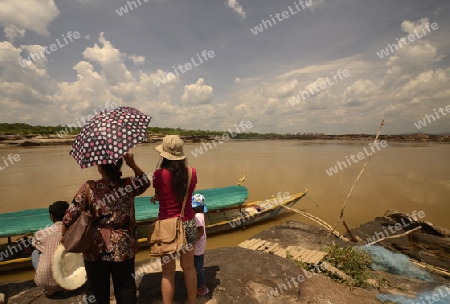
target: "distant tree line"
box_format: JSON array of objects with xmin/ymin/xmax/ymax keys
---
[
  {"xmin": 0, "ymin": 123, "xmax": 69, "ymax": 135},
  {"xmin": 0, "ymin": 123, "xmax": 269, "ymax": 138}
]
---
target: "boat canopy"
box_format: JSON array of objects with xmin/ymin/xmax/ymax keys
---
[{"xmin": 0, "ymin": 186, "xmax": 248, "ymax": 238}]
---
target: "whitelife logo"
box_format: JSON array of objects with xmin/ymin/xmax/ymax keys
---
[
  {"xmin": 190, "ymin": 121, "xmax": 253, "ymax": 157},
  {"xmin": 288, "ymin": 69, "xmax": 350, "ymax": 105},
  {"xmin": 250, "ymin": 0, "xmax": 313, "ymax": 35},
  {"xmin": 413, "ymin": 105, "xmax": 450, "ymax": 130},
  {"xmin": 376, "ymin": 21, "xmax": 438, "ymax": 59},
  {"xmin": 55, "ymin": 102, "xmax": 119, "ymax": 138},
  {"xmin": 0, "ymin": 153, "xmax": 21, "ymax": 171},
  {"xmin": 325, "ymin": 140, "xmax": 388, "ymax": 176},
  {"xmin": 18, "ymin": 31, "xmax": 81, "ymax": 67},
  {"xmin": 153, "ymin": 50, "xmax": 215, "ymax": 87},
  {"xmin": 116, "ymin": 0, "xmax": 150, "ymax": 16}
]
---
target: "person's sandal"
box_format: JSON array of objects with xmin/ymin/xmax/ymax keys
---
[{"xmin": 197, "ymin": 287, "xmax": 209, "ymax": 296}]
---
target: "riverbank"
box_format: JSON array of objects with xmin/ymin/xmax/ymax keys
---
[
  {"xmin": 1, "ymin": 133, "xmax": 449, "ymax": 148},
  {"xmin": 1, "ymin": 217, "xmax": 449, "ymax": 303}
]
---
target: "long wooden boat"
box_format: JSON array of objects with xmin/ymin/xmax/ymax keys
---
[
  {"xmin": 0, "ymin": 186, "xmax": 307, "ymax": 271},
  {"xmin": 204, "ymin": 190, "xmax": 307, "ymax": 235},
  {"xmin": 134, "ymin": 190, "xmax": 308, "ymax": 239}
]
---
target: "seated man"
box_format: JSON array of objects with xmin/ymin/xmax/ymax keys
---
[{"xmin": 31, "ymin": 201, "xmax": 69, "ymax": 296}]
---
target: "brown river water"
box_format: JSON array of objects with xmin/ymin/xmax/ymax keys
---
[{"xmin": 0, "ymin": 140, "xmax": 449, "ymax": 282}]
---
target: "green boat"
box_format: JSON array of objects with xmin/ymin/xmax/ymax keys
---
[{"xmin": 0, "ymin": 185, "xmax": 307, "ymax": 270}]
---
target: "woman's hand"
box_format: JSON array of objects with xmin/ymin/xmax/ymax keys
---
[
  {"xmin": 123, "ymin": 153, "xmax": 146, "ymax": 178},
  {"xmin": 123, "ymin": 152, "xmax": 136, "ymax": 168}
]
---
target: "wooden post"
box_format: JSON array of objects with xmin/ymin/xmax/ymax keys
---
[{"xmin": 343, "ymin": 221, "xmax": 357, "ymax": 243}]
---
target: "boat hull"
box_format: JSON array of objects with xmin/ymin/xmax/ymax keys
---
[
  {"xmin": 136, "ymin": 191, "xmax": 307, "ymax": 239},
  {"xmin": 0, "ymin": 189, "xmax": 307, "ymax": 271}
]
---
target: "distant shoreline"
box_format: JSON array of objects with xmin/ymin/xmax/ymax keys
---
[{"xmin": 0, "ymin": 133, "xmax": 449, "ymax": 148}]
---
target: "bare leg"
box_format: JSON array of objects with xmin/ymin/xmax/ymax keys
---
[
  {"xmin": 161, "ymin": 257, "xmax": 176, "ymax": 304},
  {"xmin": 180, "ymin": 248, "xmax": 197, "ymax": 304}
]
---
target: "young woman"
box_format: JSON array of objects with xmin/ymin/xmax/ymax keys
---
[
  {"xmin": 63, "ymin": 153, "xmax": 149, "ymax": 304},
  {"xmin": 151, "ymin": 135, "xmax": 198, "ymax": 304}
]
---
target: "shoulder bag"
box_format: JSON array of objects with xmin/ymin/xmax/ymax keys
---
[
  {"xmin": 148, "ymin": 167, "xmax": 192, "ymax": 256},
  {"xmin": 63, "ymin": 182, "xmax": 96, "ymax": 253}
]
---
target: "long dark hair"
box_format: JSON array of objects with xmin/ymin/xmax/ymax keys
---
[
  {"xmin": 160, "ymin": 158, "xmax": 188, "ymax": 202},
  {"xmin": 99, "ymin": 158, "xmax": 124, "ymax": 185}
]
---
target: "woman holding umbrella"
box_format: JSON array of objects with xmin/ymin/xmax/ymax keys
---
[
  {"xmin": 151, "ymin": 135, "xmax": 198, "ymax": 304},
  {"xmin": 64, "ymin": 107, "xmax": 153, "ymax": 304},
  {"xmin": 63, "ymin": 153, "xmax": 149, "ymax": 304}
]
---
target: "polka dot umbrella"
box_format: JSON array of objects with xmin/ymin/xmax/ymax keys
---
[{"xmin": 70, "ymin": 106, "xmax": 152, "ymax": 168}]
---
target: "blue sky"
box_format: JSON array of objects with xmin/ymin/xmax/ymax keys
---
[{"xmin": 0, "ymin": 0, "xmax": 449, "ymax": 134}]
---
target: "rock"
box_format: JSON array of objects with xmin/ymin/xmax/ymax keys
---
[
  {"xmin": 366, "ymin": 278, "xmax": 379, "ymax": 288},
  {"xmin": 0, "ymin": 292, "xmax": 5, "ymax": 304},
  {"xmin": 254, "ymin": 220, "xmax": 349, "ymax": 250},
  {"xmin": 137, "ymin": 247, "xmax": 379, "ymax": 303},
  {"xmin": 2, "ymin": 221, "xmax": 449, "ymax": 303}
]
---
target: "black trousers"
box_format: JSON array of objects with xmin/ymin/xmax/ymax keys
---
[{"xmin": 84, "ymin": 258, "xmax": 136, "ymax": 304}]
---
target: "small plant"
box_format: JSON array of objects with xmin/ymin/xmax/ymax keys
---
[{"xmin": 323, "ymin": 243, "xmax": 373, "ymax": 288}]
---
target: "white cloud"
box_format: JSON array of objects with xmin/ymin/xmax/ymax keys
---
[
  {"xmin": 82, "ymin": 32, "xmax": 133, "ymax": 85},
  {"xmin": 4, "ymin": 25, "xmax": 25, "ymax": 42},
  {"xmin": 129, "ymin": 55, "xmax": 146, "ymax": 65},
  {"xmin": 0, "ymin": 0, "xmax": 59, "ymax": 36},
  {"xmin": 180, "ymin": 78, "xmax": 214, "ymax": 105},
  {"xmin": 225, "ymin": 0, "xmax": 246, "ymax": 19},
  {"xmin": 0, "ymin": 34, "xmax": 181, "ymax": 127},
  {"xmin": 401, "ymin": 18, "xmax": 432, "ymax": 36},
  {"xmin": 0, "ymin": 13, "xmax": 449, "ymax": 134},
  {"xmin": 307, "ymin": 0, "xmax": 325, "ymax": 11}
]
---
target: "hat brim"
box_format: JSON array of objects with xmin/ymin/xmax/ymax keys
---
[
  {"xmin": 52, "ymin": 244, "xmax": 87, "ymax": 290},
  {"xmin": 155, "ymin": 144, "xmax": 186, "ymax": 160}
]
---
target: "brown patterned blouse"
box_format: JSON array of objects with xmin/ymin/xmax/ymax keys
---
[{"xmin": 63, "ymin": 174, "xmax": 150, "ymax": 262}]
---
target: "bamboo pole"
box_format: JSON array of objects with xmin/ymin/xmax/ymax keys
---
[
  {"xmin": 280, "ymin": 205, "xmax": 350, "ymax": 242},
  {"xmin": 327, "ymin": 119, "xmax": 385, "ymax": 238},
  {"xmin": 364, "ymin": 226, "xmax": 422, "ymax": 246},
  {"xmin": 343, "ymin": 221, "xmax": 357, "ymax": 242}
]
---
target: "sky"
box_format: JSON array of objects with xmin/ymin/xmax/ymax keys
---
[{"xmin": 0, "ymin": 0, "xmax": 449, "ymax": 135}]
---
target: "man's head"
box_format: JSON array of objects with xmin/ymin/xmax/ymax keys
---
[{"xmin": 49, "ymin": 201, "xmax": 69, "ymax": 222}]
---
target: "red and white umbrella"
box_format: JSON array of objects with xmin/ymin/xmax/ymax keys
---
[{"xmin": 70, "ymin": 106, "xmax": 152, "ymax": 168}]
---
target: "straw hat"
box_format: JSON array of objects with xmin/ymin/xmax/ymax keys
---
[
  {"xmin": 155, "ymin": 135, "xmax": 186, "ymax": 160},
  {"xmin": 52, "ymin": 244, "xmax": 87, "ymax": 290}
]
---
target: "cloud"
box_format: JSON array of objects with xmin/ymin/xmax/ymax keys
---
[
  {"xmin": 82, "ymin": 32, "xmax": 133, "ymax": 85},
  {"xmin": 0, "ymin": 0, "xmax": 60, "ymax": 36},
  {"xmin": 4, "ymin": 26, "xmax": 25, "ymax": 42},
  {"xmin": 0, "ymin": 34, "xmax": 181, "ymax": 127},
  {"xmin": 401, "ymin": 18, "xmax": 432, "ymax": 36},
  {"xmin": 129, "ymin": 55, "xmax": 146, "ymax": 65},
  {"xmin": 307, "ymin": 0, "xmax": 325, "ymax": 11},
  {"xmin": 180, "ymin": 78, "xmax": 214, "ymax": 105},
  {"xmin": 225, "ymin": 0, "xmax": 246, "ymax": 19},
  {"xmin": 383, "ymin": 18, "xmax": 443, "ymax": 82}
]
